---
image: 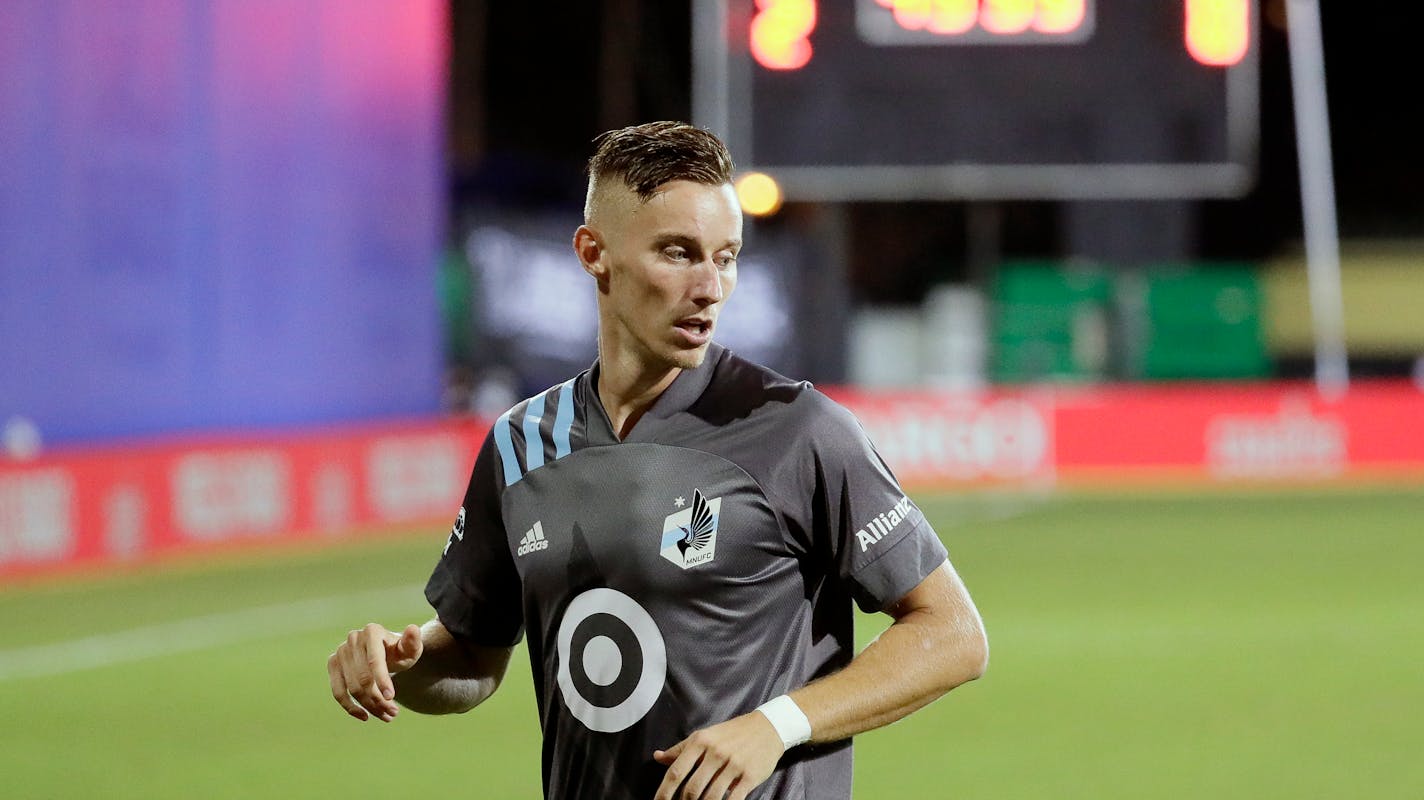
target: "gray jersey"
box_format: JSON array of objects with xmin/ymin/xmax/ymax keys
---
[{"xmin": 426, "ymin": 344, "xmax": 947, "ymax": 799}]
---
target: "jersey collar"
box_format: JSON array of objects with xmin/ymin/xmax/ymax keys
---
[{"xmin": 583, "ymin": 342, "xmax": 725, "ymax": 444}]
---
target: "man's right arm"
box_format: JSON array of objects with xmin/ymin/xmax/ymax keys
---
[
  {"xmin": 328, "ymin": 428, "xmax": 521, "ymax": 722},
  {"xmin": 327, "ymin": 617, "xmax": 513, "ymax": 722}
]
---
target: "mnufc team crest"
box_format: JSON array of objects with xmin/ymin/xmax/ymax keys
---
[{"xmin": 659, "ymin": 489, "xmax": 721, "ymax": 569}]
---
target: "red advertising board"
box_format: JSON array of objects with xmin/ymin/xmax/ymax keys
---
[
  {"xmin": 820, "ymin": 388, "xmax": 1057, "ymax": 489},
  {"xmin": 830, "ymin": 380, "xmax": 1424, "ymax": 487},
  {"xmin": 0, "ymin": 419, "xmax": 488, "ymax": 580},
  {"xmin": 1048, "ymin": 381, "xmax": 1424, "ymax": 482},
  {"xmin": 4, "ymin": 381, "xmax": 1423, "ymax": 580}
]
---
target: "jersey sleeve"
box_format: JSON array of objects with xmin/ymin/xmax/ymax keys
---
[
  {"xmin": 423, "ymin": 430, "xmax": 524, "ymax": 646},
  {"xmin": 782, "ymin": 392, "xmax": 948, "ymax": 613}
]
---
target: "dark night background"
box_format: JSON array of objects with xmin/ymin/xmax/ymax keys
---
[
  {"xmin": 446, "ymin": 0, "xmax": 1418, "ymax": 266},
  {"xmin": 433, "ymin": 0, "xmax": 1421, "ymax": 387}
]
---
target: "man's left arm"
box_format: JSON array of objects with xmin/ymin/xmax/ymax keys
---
[
  {"xmin": 785, "ymin": 557, "xmax": 987, "ymax": 739},
  {"xmin": 653, "ymin": 559, "xmax": 987, "ymax": 800}
]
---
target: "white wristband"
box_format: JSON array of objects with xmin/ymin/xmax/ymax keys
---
[{"xmin": 756, "ymin": 694, "xmax": 812, "ymax": 750}]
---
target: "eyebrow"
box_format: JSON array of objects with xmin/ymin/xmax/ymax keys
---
[{"xmin": 652, "ymin": 233, "xmax": 742, "ymax": 251}]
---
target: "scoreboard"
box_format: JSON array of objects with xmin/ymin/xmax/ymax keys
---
[{"xmin": 693, "ymin": 0, "xmax": 1259, "ymax": 200}]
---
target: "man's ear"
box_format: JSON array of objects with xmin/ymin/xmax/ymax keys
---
[
  {"xmin": 573, "ymin": 225, "xmax": 610, "ymax": 290},
  {"xmin": 572, "ymin": 224, "xmax": 600, "ymax": 273}
]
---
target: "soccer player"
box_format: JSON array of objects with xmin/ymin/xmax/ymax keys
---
[{"xmin": 328, "ymin": 121, "xmax": 988, "ymax": 799}]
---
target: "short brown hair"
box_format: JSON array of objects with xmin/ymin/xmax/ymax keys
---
[{"xmin": 585, "ymin": 121, "xmax": 735, "ymax": 205}]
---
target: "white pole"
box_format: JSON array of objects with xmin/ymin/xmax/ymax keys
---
[{"xmin": 1285, "ymin": 0, "xmax": 1348, "ymax": 395}]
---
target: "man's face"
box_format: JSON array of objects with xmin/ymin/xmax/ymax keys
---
[{"xmin": 580, "ymin": 180, "xmax": 742, "ymax": 371}]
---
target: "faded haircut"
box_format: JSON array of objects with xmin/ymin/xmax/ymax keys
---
[{"xmin": 584, "ymin": 121, "xmax": 735, "ymax": 222}]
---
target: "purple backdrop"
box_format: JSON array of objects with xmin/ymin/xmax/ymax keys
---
[{"xmin": 0, "ymin": 0, "xmax": 447, "ymax": 445}]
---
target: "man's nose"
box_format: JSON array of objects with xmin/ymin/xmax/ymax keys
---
[{"xmin": 690, "ymin": 258, "xmax": 724, "ymax": 306}]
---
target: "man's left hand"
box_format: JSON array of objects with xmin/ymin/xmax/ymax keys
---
[{"xmin": 653, "ymin": 710, "xmax": 785, "ymax": 800}]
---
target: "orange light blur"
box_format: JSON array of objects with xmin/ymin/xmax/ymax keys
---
[
  {"xmin": 736, "ymin": 172, "xmax": 784, "ymax": 217},
  {"xmin": 888, "ymin": 0, "xmax": 933, "ymax": 31},
  {"xmin": 879, "ymin": 0, "xmax": 1089, "ymax": 37},
  {"xmin": 1033, "ymin": 0, "xmax": 1088, "ymax": 33},
  {"xmin": 928, "ymin": 0, "xmax": 979, "ymax": 34},
  {"xmin": 1185, "ymin": 0, "xmax": 1250, "ymax": 66},
  {"xmin": 980, "ymin": 0, "xmax": 1036, "ymax": 34},
  {"xmin": 750, "ymin": 0, "xmax": 817, "ymax": 70}
]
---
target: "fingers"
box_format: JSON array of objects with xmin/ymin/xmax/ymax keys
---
[
  {"xmin": 341, "ymin": 630, "xmax": 398, "ymax": 721},
  {"xmin": 679, "ymin": 753, "xmax": 727, "ymax": 800},
  {"xmin": 358, "ymin": 623, "xmax": 393, "ymax": 697},
  {"xmin": 703, "ymin": 767, "xmax": 738, "ymax": 800},
  {"xmin": 329, "ymin": 623, "xmax": 406, "ymax": 722},
  {"xmin": 655, "ymin": 715, "xmax": 780, "ymax": 799},
  {"xmin": 653, "ymin": 741, "xmax": 705, "ymax": 800},
  {"xmin": 327, "ymin": 652, "xmax": 368, "ymax": 721},
  {"xmin": 390, "ymin": 623, "xmax": 424, "ymax": 671},
  {"xmin": 727, "ymin": 779, "xmax": 754, "ymax": 800},
  {"xmin": 652, "ymin": 741, "xmax": 682, "ymax": 765}
]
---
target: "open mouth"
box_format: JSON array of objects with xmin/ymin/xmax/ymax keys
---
[{"xmin": 674, "ymin": 318, "xmax": 713, "ymax": 344}]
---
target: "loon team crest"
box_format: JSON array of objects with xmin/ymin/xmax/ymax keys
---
[
  {"xmin": 443, "ymin": 507, "xmax": 466, "ymax": 555},
  {"xmin": 660, "ymin": 489, "xmax": 721, "ymax": 569}
]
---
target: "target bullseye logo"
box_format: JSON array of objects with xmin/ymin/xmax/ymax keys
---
[{"xmin": 556, "ymin": 588, "xmax": 667, "ymax": 732}]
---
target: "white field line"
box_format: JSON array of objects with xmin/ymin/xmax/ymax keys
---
[{"xmin": 0, "ymin": 584, "xmax": 424, "ymax": 681}]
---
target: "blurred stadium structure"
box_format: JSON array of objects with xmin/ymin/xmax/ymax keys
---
[{"xmin": 4, "ymin": 0, "xmax": 1420, "ymax": 580}]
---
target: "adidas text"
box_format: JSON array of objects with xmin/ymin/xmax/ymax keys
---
[
  {"xmin": 517, "ymin": 521, "xmax": 548, "ymax": 556},
  {"xmin": 855, "ymin": 496, "xmax": 914, "ymax": 553}
]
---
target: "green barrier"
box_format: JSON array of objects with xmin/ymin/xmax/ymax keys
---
[
  {"xmin": 990, "ymin": 260, "xmax": 1113, "ymax": 383},
  {"xmin": 989, "ymin": 260, "xmax": 1268, "ymax": 383},
  {"xmin": 1139, "ymin": 263, "xmax": 1269, "ymax": 380}
]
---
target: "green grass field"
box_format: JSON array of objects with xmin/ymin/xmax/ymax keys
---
[{"xmin": 3, "ymin": 486, "xmax": 1421, "ymax": 798}]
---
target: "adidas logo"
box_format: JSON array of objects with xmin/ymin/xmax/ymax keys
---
[{"xmin": 517, "ymin": 521, "xmax": 548, "ymax": 556}]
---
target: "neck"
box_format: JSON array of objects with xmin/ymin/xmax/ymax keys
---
[{"xmin": 596, "ymin": 338, "xmax": 681, "ymax": 440}]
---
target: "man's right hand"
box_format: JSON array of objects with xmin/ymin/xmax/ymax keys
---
[{"xmin": 328, "ymin": 622, "xmax": 424, "ymax": 722}]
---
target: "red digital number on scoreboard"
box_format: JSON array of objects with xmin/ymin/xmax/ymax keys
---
[
  {"xmin": 856, "ymin": 0, "xmax": 1094, "ymax": 45},
  {"xmin": 751, "ymin": 0, "xmax": 1249, "ymax": 69},
  {"xmin": 1185, "ymin": 0, "xmax": 1250, "ymax": 66},
  {"xmin": 750, "ymin": 0, "xmax": 818, "ymax": 70}
]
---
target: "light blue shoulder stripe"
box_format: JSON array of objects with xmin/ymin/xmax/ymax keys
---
[
  {"xmin": 493, "ymin": 407, "xmax": 521, "ymax": 486},
  {"xmin": 552, "ymin": 378, "xmax": 577, "ymax": 458},
  {"xmin": 522, "ymin": 388, "xmax": 550, "ymax": 470}
]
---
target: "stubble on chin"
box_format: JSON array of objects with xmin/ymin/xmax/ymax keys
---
[{"xmin": 662, "ymin": 342, "xmax": 710, "ymax": 371}]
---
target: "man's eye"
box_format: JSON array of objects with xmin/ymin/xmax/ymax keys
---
[
  {"xmin": 716, "ymin": 254, "xmax": 738, "ymax": 269},
  {"xmin": 664, "ymin": 247, "xmax": 688, "ymax": 261}
]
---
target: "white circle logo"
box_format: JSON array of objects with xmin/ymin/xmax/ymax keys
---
[{"xmin": 556, "ymin": 588, "xmax": 666, "ymax": 733}]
